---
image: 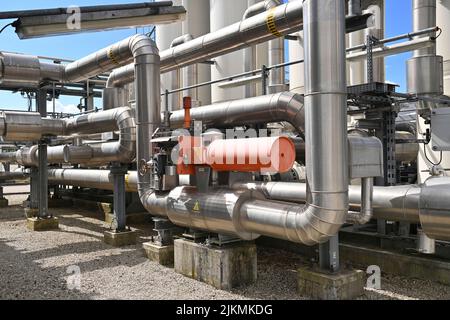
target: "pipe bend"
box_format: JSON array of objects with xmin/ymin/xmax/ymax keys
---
[
  {"xmin": 272, "ymin": 91, "xmax": 305, "ymax": 135},
  {"xmin": 239, "ymin": 190, "xmax": 347, "ymax": 245}
]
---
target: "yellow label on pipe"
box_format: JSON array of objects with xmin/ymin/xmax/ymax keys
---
[
  {"xmin": 266, "ymin": 8, "xmax": 282, "ymax": 37},
  {"xmin": 108, "ymin": 47, "xmax": 120, "ymax": 65},
  {"xmin": 125, "ymin": 174, "xmax": 131, "ymax": 191}
]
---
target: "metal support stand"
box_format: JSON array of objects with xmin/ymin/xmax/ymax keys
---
[
  {"xmin": 110, "ymin": 164, "xmax": 128, "ymax": 232},
  {"xmin": 37, "ymin": 89, "xmax": 50, "ymax": 218},
  {"xmin": 261, "ymin": 65, "xmax": 269, "ymax": 96},
  {"xmin": 319, "ymin": 234, "xmax": 340, "ymax": 273},
  {"xmin": 110, "ymin": 164, "xmax": 127, "ymax": 232},
  {"xmin": 29, "ymin": 167, "xmax": 39, "ymax": 210}
]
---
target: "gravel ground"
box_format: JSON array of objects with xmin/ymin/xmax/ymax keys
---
[{"xmin": 1, "ymin": 192, "xmax": 450, "ymax": 300}]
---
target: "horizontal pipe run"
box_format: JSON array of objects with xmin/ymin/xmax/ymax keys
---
[
  {"xmin": 169, "ymin": 92, "xmax": 305, "ymax": 135},
  {"xmin": 2, "ymin": 107, "xmax": 136, "ymax": 166},
  {"xmin": 232, "ymin": 181, "xmax": 421, "ymax": 223},
  {"xmin": 346, "ymin": 37, "xmax": 435, "ymax": 62}
]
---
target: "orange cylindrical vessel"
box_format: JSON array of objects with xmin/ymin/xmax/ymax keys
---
[{"xmin": 205, "ymin": 136, "xmax": 295, "ymax": 173}]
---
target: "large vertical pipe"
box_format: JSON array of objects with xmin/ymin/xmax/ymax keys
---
[
  {"xmin": 243, "ymin": 0, "xmax": 284, "ymax": 96},
  {"xmin": 303, "ymin": 0, "xmax": 348, "ymax": 209},
  {"xmin": 409, "ymin": 0, "xmax": 446, "ymax": 183},
  {"xmin": 156, "ymin": 0, "xmax": 182, "ymax": 110},
  {"xmin": 437, "ymin": 0, "xmax": 450, "ymax": 94},
  {"xmin": 210, "ymin": 0, "xmax": 248, "ymax": 102},
  {"xmin": 239, "ymin": 0, "xmax": 349, "ymax": 245},
  {"xmin": 182, "ymin": 0, "xmax": 211, "ymax": 106},
  {"xmin": 288, "ymin": 0, "xmax": 304, "ymax": 94}
]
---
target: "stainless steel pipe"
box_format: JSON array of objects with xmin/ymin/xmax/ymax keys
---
[
  {"xmin": 238, "ymin": 0, "xmax": 349, "ymax": 245},
  {"xmin": 169, "ymin": 91, "xmax": 304, "ymax": 134},
  {"xmin": 3, "ymin": 107, "xmax": 136, "ymax": 166}
]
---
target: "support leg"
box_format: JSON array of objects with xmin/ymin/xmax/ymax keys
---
[{"xmin": 104, "ymin": 164, "xmax": 136, "ymax": 247}]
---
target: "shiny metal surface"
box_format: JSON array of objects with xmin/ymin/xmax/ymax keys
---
[
  {"xmin": 413, "ymin": 0, "xmax": 436, "ymax": 56},
  {"xmin": 169, "ymin": 92, "xmax": 305, "ymax": 135},
  {"xmin": 104, "ymin": 0, "xmax": 305, "ymax": 87},
  {"xmin": 348, "ymin": 135, "xmax": 384, "ymax": 179},
  {"xmin": 347, "ymin": 177, "xmax": 374, "ymax": 224},
  {"xmin": 167, "ymin": 186, "xmax": 261, "ymax": 240},
  {"xmin": 395, "ymin": 131, "xmax": 420, "ymax": 163},
  {"xmin": 242, "ymin": 0, "xmax": 285, "ymax": 95},
  {"xmin": 48, "ymin": 168, "xmax": 138, "ymax": 192},
  {"xmin": 237, "ymin": 0, "xmax": 349, "ymax": 245},
  {"xmin": 3, "ymin": 107, "xmax": 136, "ymax": 166},
  {"xmin": 170, "ymin": 34, "xmax": 196, "ymax": 107},
  {"xmin": 417, "ymin": 229, "xmax": 436, "ymax": 254},
  {"xmin": 233, "ymin": 181, "xmax": 421, "ymax": 223},
  {"xmin": 407, "ymin": 55, "xmax": 443, "ymax": 95},
  {"xmin": 0, "ymin": 111, "xmax": 50, "ymax": 142},
  {"xmin": 419, "ymin": 177, "xmax": 450, "ymax": 240}
]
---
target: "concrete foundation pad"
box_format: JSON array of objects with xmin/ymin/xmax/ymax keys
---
[
  {"xmin": 104, "ymin": 230, "xmax": 137, "ymax": 247},
  {"xmin": 174, "ymin": 238, "xmax": 257, "ymax": 290},
  {"xmin": 0, "ymin": 198, "xmax": 9, "ymax": 208},
  {"xmin": 26, "ymin": 217, "xmax": 59, "ymax": 232},
  {"xmin": 143, "ymin": 242, "xmax": 174, "ymax": 266},
  {"xmin": 298, "ymin": 267, "xmax": 364, "ymax": 300},
  {"xmin": 341, "ymin": 243, "xmax": 450, "ymax": 286}
]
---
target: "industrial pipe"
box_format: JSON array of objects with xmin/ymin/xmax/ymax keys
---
[
  {"xmin": 238, "ymin": 0, "xmax": 349, "ymax": 245},
  {"xmin": 101, "ymin": 1, "xmax": 371, "ymax": 89},
  {"xmin": 2, "ymin": 107, "xmax": 136, "ymax": 166},
  {"xmin": 243, "ymin": 0, "xmax": 285, "ymax": 96},
  {"xmin": 169, "ymin": 92, "xmax": 305, "ymax": 136}
]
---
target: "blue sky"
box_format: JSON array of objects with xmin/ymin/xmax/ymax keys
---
[{"xmin": 0, "ymin": 0, "xmax": 412, "ymax": 111}]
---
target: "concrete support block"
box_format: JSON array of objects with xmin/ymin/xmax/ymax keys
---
[
  {"xmin": 104, "ymin": 230, "xmax": 137, "ymax": 247},
  {"xmin": 0, "ymin": 198, "xmax": 9, "ymax": 208},
  {"xmin": 99, "ymin": 203, "xmax": 114, "ymax": 215},
  {"xmin": 174, "ymin": 239, "xmax": 257, "ymax": 290},
  {"xmin": 143, "ymin": 242, "xmax": 174, "ymax": 267},
  {"xmin": 297, "ymin": 267, "xmax": 364, "ymax": 300},
  {"xmin": 26, "ymin": 217, "xmax": 59, "ymax": 231}
]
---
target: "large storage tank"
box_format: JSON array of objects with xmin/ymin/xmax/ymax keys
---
[
  {"xmin": 288, "ymin": 0, "xmax": 304, "ymax": 94},
  {"xmin": 417, "ymin": 0, "xmax": 450, "ymax": 182},
  {"xmin": 210, "ymin": 0, "xmax": 248, "ymax": 102},
  {"xmin": 156, "ymin": 0, "xmax": 182, "ymax": 110},
  {"xmin": 182, "ymin": 0, "xmax": 211, "ymax": 106},
  {"xmin": 437, "ymin": 0, "xmax": 450, "ymax": 94}
]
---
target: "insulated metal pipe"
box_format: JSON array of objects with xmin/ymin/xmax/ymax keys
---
[
  {"xmin": 347, "ymin": 177, "xmax": 374, "ymax": 224},
  {"xmin": 242, "ymin": 0, "xmax": 285, "ymax": 95},
  {"xmin": 169, "ymin": 92, "xmax": 304, "ymax": 135},
  {"xmin": 4, "ymin": 107, "xmax": 136, "ymax": 166},
  {"xmin": 233, "ymin": 181, "xmax": 421, "ymax": 223},
  {"xmin": 104, "ymin": 1, "xmax": 370, "ymax": 88},
  {"xmin": 239, "ymin": 0, "xmax": 349, "ymax": 245},
  {"xmin": 170, "ymin": 34, "xmax": 197, "ymax": 108}
]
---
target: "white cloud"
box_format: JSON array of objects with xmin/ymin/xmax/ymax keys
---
[{"xmin": 47, "ymin": 100, "xmax": 80, "ymax": 115}]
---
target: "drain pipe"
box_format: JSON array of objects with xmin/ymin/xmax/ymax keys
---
[
  {"xmin": 238, "ymin": 0, "xmax": 349, "ymax": 245},
  {"xmin": 243, "ymin": 0, "xmax": 285, "ymax": 97}
]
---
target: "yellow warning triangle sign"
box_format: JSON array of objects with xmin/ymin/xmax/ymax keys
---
[{"xmin": 193, "ymin": 201, "xmax": 200, "ymax": 212}]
